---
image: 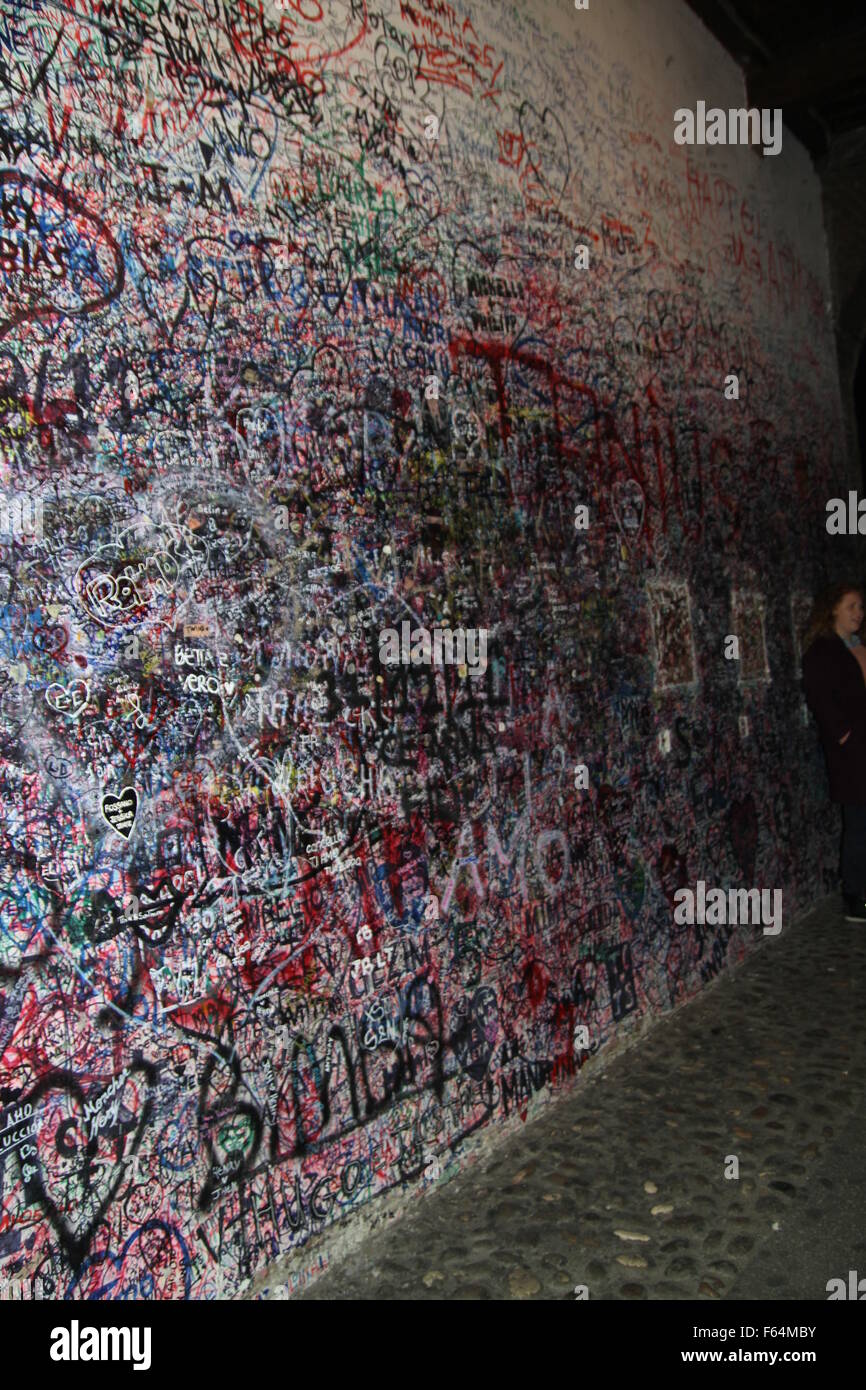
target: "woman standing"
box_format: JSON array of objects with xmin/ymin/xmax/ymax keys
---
[{"xmin": 802, "ymin": 583, "xmax": 866, "ymax": 921}]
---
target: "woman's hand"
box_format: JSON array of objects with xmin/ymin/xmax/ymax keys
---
[{"xmin": 840, "ymin": 730, "xmax": 852, "ymax": 745}]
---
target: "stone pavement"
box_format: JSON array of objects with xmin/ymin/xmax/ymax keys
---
[{"xmin": 292, "ymin": 895, "xmax": 866, "ymax": 1300}]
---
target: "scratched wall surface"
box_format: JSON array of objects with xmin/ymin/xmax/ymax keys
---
[{"xmin": 0, "ymin": 0, "xmax": 846, "ymax": 1299}]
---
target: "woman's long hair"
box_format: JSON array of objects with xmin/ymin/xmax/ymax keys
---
[{"xmin": 803, "ymin": 581, "xmax": 864, "ymax": 652}]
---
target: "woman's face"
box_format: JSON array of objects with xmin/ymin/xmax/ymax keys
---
[{"xmin": 833, "ymin": 591, "xmax": 864, "ymax": 637}]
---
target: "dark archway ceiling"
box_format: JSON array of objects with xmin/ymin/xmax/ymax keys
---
[
  {"xmin": 685, "ymin": 0, "xmax": 866, "ymax": 161},
  {"xmin": 686, "ymin": 1, "xmax": 866, "ymax": 473}
]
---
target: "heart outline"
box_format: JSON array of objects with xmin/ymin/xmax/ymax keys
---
[
  {"xmin": 22, "ymin": 1058, "xmax": 157, "ymax": 1272},
  {"xmin": 101, "ymin": 787, "xmax": 139, "ymax": 840}
]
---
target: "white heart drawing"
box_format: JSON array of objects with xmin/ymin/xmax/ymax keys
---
[{"xmin": 45, "ymin": 679, "xmax": 91, "ymax": 719}]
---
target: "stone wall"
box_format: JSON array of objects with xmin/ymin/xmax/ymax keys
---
[{"xmin": 0, "ymin": 0, "xmax": 846, "ymax": 1299}]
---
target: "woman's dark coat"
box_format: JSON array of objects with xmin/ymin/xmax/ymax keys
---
[{"xmin": 802, "ymin": 634, "xmax": 866, "ymax": 804}]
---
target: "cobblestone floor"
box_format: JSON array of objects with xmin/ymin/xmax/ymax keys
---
[{"xmin": 292, "ymin": 896, "xmax": 866, "ymax": 1300}]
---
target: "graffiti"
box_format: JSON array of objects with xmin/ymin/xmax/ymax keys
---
[
  {"xmin": 0, "ymin": 0, "xmax": 843, "ymax": 1300},
  {"xmin": 731, "ymin": 589, "xmax": 770, "ymax": 684},
  {"xmin": 647, "ymin": 578, "xmax": 697, "ymax": 690}
]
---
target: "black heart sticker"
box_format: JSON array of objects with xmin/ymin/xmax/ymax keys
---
[{"xmin": 101, "ymin": 787, "xmax": 138, "ymax": 840}]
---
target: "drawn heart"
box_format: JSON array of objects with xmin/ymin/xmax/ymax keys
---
[
  {"xmin": 45, "ymin": 678, "xmax": 90, "ymax": 719},
  {"xmin": 32, "ymin": 622, "xmax": 68, "ymax": 657},
  {"xmin": 23, "ymin": 1061, "xmax": 157, "ymax": 1271},
  {"xmin": 611, "ymin": 478, "xmax": 645, "ymax": 540},
  {"xmin": 452, "ymin": 986, "xmax": 498, "ymax": 1081},
  {"xmin": 125, "ymin": 879, "xmax": 184, "ymax": 948},
  {"xmin": 517, "ymin": 100, "xmax": 571, "ymax": 205},
  {"xmin": 101, "ymin": 787, "xmax": 138, "ymax": 840},
  {"xmin": 66, "ymin": 1217, "xmax": 192, "ymax": 1300},
  {"xmin": 212, "ymin": 104, "xmax": 278, "ymax": 201},
  {"xmin": 615, "ymin": 858, "xmax": 646, "ymax": 916},
  {"xmin": 728, "ymin": 795, "xmax": 759, "ymax": 882}
]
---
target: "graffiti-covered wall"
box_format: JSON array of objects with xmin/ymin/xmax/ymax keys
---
[{"xmin": 0, "ymin": 0, "xmax": 845, "ymax": 1299}]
